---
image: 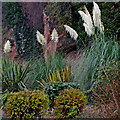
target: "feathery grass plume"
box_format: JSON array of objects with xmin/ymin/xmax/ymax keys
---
[
  {"xmin": 78, "ymin": 8, "xmax": 94, "ymax": 36},
  {"xmin": 36, "ymin": 30, "xmax": 46, "ymax": 45},
  {"xmin": 93, "ymin": 1, "xmax": 101, "ymax": 28},
  {"xmin": 4, "ymin": 40, "xmax": 11, "ymax": 53},
  {"xmin": 100, "ymin": 22, "xmax": 104, "ymax": 34},
  {"xmin": 84, "ymin": 5, "xmax": 92, "ymax": 22},
  {"xmin": 83, "ymin": 23, "xmax": 93, "ymax": 36},
  {"xmin": 64, "ymin": 25, "xmax": 78, "ymax": 40},
  {"xmin": 93, "ymin": 1, "xmax": 104, "ymax": 33},
  {"xmin": 51, "ymin": 28, "xmax": 58, "ymax": 43},
  {"xmin": 78, "ymin": 11, "xmax": 89, "ymax": 25}
]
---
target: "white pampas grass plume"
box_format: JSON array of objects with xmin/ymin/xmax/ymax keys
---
[
  {"xmin": 64, "ymin": 25, "xmax": 78, "ymax": 40},
  {"xmin": 78, "ymin": 11, "xmax": 89, "ymax": 25},
  {"xmin": 84, "ymin": 5, "xmax": 92, "ymax": 21},
  {"xmin": 4, "ymin": 40, "xmax": 11, "ymax": 53},
  {"xmin": 83, "ymin": 23, "xmax": 93, "ymax": 36},
  {"xmin": 36, "ymin": 30, "xmax": 46, "ymax": 45},
  {"xmin": 93, "ymin": 1, "xmax": 101, "ymax": 28},
  {"xmin": 51, "ymin": 28, "xmax": 58, "ymax": 43},
  {"xmin": 93, "ymin": 1, "xmax": 104, "ymax": 33},
  {"xmin": 78, "ymin": 8, "xmax": 94, "ymax": 36},
  {"xmin": 100, "ymin": 22, "xmax": 104, "ymax": 33}
]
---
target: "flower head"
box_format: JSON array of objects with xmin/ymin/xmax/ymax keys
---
[
  {"xmin": 64, "ymin": 25, "xmax": 78, "ymax": 40},
  {"xmin": 93, "ymin": 1, "xmax": 104, "ymax": 33},
  {"xmin": 100, "ymin": 22, "xmax": 104, "ymax": 34},
  {"xmin": 78, "ymin": 8, "xmax": 94, "ymax": 36},
  {"xmin": 83, "ymin": 23, "xmax": 94, "ymax": 36},
  {"xmin": 51, "ymin": 28, "xmax": 58, "ymax": 43},
  {"xmin": 93, "ymin": 2, "xmax": 101, "ymax": 27},
  {"xmin": 84, "ymin": 5, "xmax": 92, "ymax": 21},
  {"xmin": 78, "ymin": 11, "xmax": 89, "ymax": 25},
  {"xmin": 36, "ymin": 30, "xmax": 46, "ymax": 45},
  {"xmin": 4, "ymin": 40, "xmax": 11, "ymax": 53}
]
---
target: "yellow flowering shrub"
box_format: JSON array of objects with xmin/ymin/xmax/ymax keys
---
[
  {"xmin": 54, "ymin": 88, "xmax": 87, "ymax": 118},
  {"xmin": 5, "ymin": 90, "xmax": 49, "ymax": 119}
]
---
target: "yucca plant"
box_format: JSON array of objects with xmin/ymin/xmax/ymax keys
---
[{"xmin": 1, "ymin": 57, "xmax": 31, "ymax": 93}]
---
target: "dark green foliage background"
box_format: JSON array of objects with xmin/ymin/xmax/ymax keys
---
[{"xmin": 3, "ymin": 2, "xmax": 41, "ymax": 60}]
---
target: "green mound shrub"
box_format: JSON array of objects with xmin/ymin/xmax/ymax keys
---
[
  {"xmin": 5, "ymin": 90, "xmax": 49, "ymax": 119},
  {"xmin": 54, "ymin": 88, "xmax": 87, "ymax": 118},
  {"xmin": 1, "ymin": 92, "xmax": 11, "ymax": 109},
  {"xmin": 45, "ymin": 81, "xmax": 81, "ymax": 109}
]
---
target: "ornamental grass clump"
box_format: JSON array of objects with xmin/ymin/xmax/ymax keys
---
[
  {"xmin": 38, "ymin": 65, "xmax": 72, "ymax": 89},
  {"xmin": 5, "ymin": 90, "xmax": 49, "ymax": 119},
  {"xmin": 54, "ymin": 88, "xmax": 87, "ymax": 118}
]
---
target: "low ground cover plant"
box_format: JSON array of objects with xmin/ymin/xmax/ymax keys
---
[
  {"xmin": 54, "ymin": 88, "xmax": 87, "ymax": 118},
  {"xmin": 4, "ymin": 90, "xmax": 49, "ymax": 119}
]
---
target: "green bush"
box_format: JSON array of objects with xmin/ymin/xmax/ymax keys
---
[
  {"xmin": 45, "ymin": 81, "xmax": 81, "ymax": 109},
  {"xmin": 92, "ymin": 60, "xmax": 120, "ymax": 118},
  {"xmin": 1, "ymin": 92, "xmax": 11, "ymax": 109},
  {"xmin": 1, "ymin": 57, "xmax": 31, "ymax": 93},
  {"xmin": 5, "ymin": 90, "xmax": 49, "ymax": 119},
  {"xmin": 54, "ymin": 88, "xmax": 87, "ymax": 118}
]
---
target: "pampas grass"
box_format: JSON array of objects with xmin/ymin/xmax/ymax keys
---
[
  {"xmin": 78, "ymin": 2, "xmax": 104, "ymax": 36},
  {"xmin": 64, "ymin": 25, "xmax": 78, "ymax": 40},
  {"xmin": 93, "ymin": 1, "xmax": 104, "ymax": 33},
  {"xmin": 69, "ymin": 35, "xmax": 120, "ymax": 90},
  {"xmin": 78, "ymin": 8, "xmax": 94, "ymax": 36}
]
